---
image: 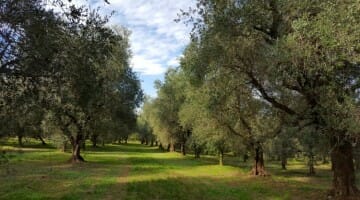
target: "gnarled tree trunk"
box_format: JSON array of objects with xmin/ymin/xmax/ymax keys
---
[
  {"xmin": 250, "ymin": 143, "xmax": 268, "ymax": 176},
  {"xmin": 69, "ymin": 134, "xmax": 84, "ymax": 163},
  {"xmin": 329, "ymin": 138, "xmax": 358, "ymax": 198}
]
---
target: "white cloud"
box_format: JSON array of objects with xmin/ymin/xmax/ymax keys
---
[
  {"xmin": 52, "ymin": 0, "xmax": 195, "ymax": 95},
  {"xmin": 90, "ymin": 0, "xmax": 195, "ymax": 75},
  {"xmin": 167, "ymin": 57, "xmax": 180, "ymax": 67},
  {"xmin": 132, "ymin": 55, "xmax": 166, "ymax": 75}
]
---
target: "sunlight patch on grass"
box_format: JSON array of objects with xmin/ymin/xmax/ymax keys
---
[{"xmin": 1, "ymin": 141, "xmax": 357, "ymax": 200}]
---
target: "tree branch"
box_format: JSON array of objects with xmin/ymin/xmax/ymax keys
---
[{"xmin": 246, "ymin": 71, "xmax": 297, "ymax": 116}]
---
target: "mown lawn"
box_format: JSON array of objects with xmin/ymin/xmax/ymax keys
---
[{"xmin": 0, "ymin": 140, "xmax": 359, "ymax": 200}]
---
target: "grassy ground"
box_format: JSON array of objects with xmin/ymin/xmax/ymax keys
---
[{"xmin": 0, "ymin": 140, "xmax": 359, "ymax": 200}]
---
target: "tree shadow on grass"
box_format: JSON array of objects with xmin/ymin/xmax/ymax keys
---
[
  {"xmin": 0, "ymin": 163, "xmax": 331, "ymax": 200},
  {"xmin": 85, "ymin": 143, "xmax": 163, "ymax": 154},
  {"xmin": 127, "ymin": 155, "xmax": 213, "ymax": 168},
  {"xmin": 100, "ymin": 175, "xmax": 328, "ymax": 200}
]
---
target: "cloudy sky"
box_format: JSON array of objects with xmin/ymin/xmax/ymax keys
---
[{"xmin": 86, "ymin": 0, "xmax": 195, "ymax": 97}]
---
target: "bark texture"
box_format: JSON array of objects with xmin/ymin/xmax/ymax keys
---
[
  {"xmin": 329, "ymin": 138, "xmax": 359, "ymax": 198},
  {"xmin": 250, "ymin": 144, "xmax": 268, "ymax": 176},
  {"xmin": 69, "ymin": 135, "xmax": 85, "ymax": 163}
]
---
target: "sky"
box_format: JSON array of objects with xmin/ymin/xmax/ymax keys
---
[{"xmin": 86, "ymin": 0, "xmax": 196, "ymax": 97}]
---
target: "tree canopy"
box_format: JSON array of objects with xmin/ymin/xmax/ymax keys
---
[
  {"xmin": 0, "ymin": 0, "xmax": 142, "ymax": 161},
  {"xmin": 141, "ymin": 0, "xmax": 360, "ymax": 198}
]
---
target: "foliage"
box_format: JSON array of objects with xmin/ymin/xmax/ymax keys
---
[{"xmin": 0, "ymin": 0, "xmax": 142, "ymax": 161}]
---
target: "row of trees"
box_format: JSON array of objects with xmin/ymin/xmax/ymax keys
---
[
  {"xmin": 0, "ymin": 0, "xmax": 142, "ymax": 162},
  {"xmin": 140, "ymin": 0, "xmax": 360, "ymax": 198}
]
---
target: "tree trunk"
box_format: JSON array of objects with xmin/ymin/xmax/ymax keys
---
[
  {"xmin": 124, "ymin": 137, "xmax": 128, "ymax": 144},
  {"xmin": 195, "ymin": 150, "xmax": 200, "ymax": 158},
  {"xmin": 194, "ymin": 147, "xmax": 201, "ymax": 158},
  {"xmin": 166, "ymin": 144, "xmax": 170, "ymax": 151},
  {"xmin": 70, "ymin": 143, "xmax": 84, "ymax": 163},
  {"xmin": 243, "ymin": 153, "xmax": 249, "ymax": 162},
  {"xmin": 159, "ymin": 143, "xmax": 164, "ymax": 150},
  {"xmin": 329, "ymin": 139, "xmax": 359, "ymax": 198},
  {"xmin": 69, "ymin": 135, "xmax": 85, "ymax": 163},
  {"xmin": 281, "ymin": 155, "xmax": 287, "ymax": 170},
  {"xmin": 308, "ymin": 157, "xmax": 315, "ymax": 175},
  {"xmin": 170, "ymin": 143, "xmax": 175, "ymax": 152},
  {"xmin": 61, "ymin": 141, "xmax": 67, "ymax": 152},
  {"xmin": 307, "ymin": 146, "xmax": 316, "ymax": 175},
  {"xmin": 150, "ymin": 140, "xmax": 154, "ymax": 147},
  {"xmin": 181, "ymin": 143, "xmax": 186, "ymax": 155},
  {"xmin": 250, "ymin": 144, "xmax": 268, "ymax": 176},
  {"xmin": 38, "ymin": 136, "xmax": 46, "ymax": 145},
  {"xmin": 18, "ymin": 135, "xmax": 23, "ymax": 147},
  {"xmin": 91, "ymin": 135, "xmax": 98, "ymax": 148},
  {"xmin": 155, "ymin": 141, "xmax": 158, "ymax": 146},
  {"xmin": 219, "ymin": 150, "xmax": 224, "ymax": 166}
]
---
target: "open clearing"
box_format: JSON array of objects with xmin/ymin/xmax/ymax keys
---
[{"xmin": 0, "ymin": 142, "xmax": 359, "ymax": 200}]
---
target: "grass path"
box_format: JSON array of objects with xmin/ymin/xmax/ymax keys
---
[
  {"xmin": 1, "ymin": 141, "xmax": 359, "ymax": 199},
  {"xmin": 104, "ymin": 164, "xmax": 130, "ymax": 200}
]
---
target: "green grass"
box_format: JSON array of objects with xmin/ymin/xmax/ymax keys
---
[{"xmin": 0, "ymin": 140, "xmax": 359, "ymax": 200}]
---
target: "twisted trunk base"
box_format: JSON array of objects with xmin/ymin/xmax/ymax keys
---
[
  {"xmin": 69, "ymin": 137, "xmax": 85, "ymax": 163},
  {"xmin": 69, "ymin": 143, "xmax": 84, "ymax": 163},
  {"xmin": 328, "ymin": 138, "xmax": 358, "ymax": 198},
  {"xmin": 250, "ymin": 144, "xmax": 268, "ymax": 176}
]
